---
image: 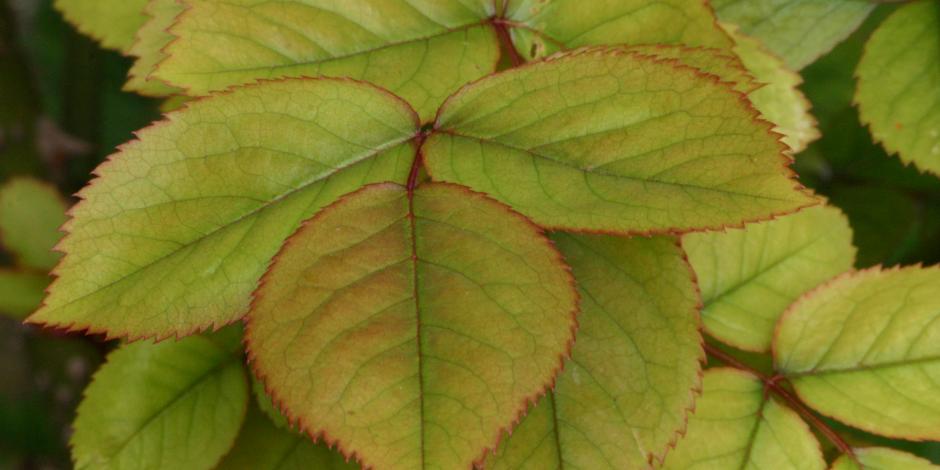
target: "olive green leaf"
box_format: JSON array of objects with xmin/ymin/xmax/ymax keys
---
[
  {"xmin": 485, "ymin": 235, "xmax": 701, "ymax": 469},
  {"xmin": 683, "ymin": 204, "xmax": 856, "ymax": 352},
  {"xmin": 712, "ymin": 0, "xmax": 874, "ymax": 70},
  {"xmin": 125, "ymin": 0, "xmax": 185, "ymax": 97},
  {"xmin": 153, "ymin": 0, "xmax": 500, "ymax": 120},
  {"xmin": 723, "ymin": 24, "xmax": 820, "ymax": 153},
  {"xmin": 245, "ymin": 183, "xmax": 578, "ymax": 470},
  {"xmin": 0, "ymin": 177, "xmax": 67, "ymax": 270},
  {"xmin": 661, "ymin": 368, "xmax": 825, "ymax": 470},
  {"xmin": 71, "ymin": 326, "xmax": 248, "ymax": 470},
  {"xmin": 27, "ymin": 79, "xmax": 418, "ymax": 340},
  {"xmin": 251, "ymin": 373, "xmax": 289, "ymax": 429},
  {"xmin": 0, "ymin": 270, "xmax": 48, "ymax": 319},
  {"xmin": 831, "ymin": 447, "xmax": 940, "ymax": 470},
  {"xmin": 425, "ymin": 48, "xmax": 816, "ymax": 235},
  {"xmin": 218, "ymin": 402, "xmax": 355, "ymax": 470},
  {"xmin": 54, "ymin": 0, "xmax": 149, "ymax": 52},
  {"xmin": 503, "ymin": 0, "xmax": 732, "ymax": 61},
  {"xmin": 775, "ymin": 265, "xmax": 940, "ymax": 441},
  {"xmin": 856, "ymin": 0, "xmax": 940, "ymax": 176}
]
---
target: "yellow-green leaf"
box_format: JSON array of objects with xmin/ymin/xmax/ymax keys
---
[
  {"xmin": 218, "ymin": 402, "xmax": 354, "ymax": 470},
  {"xmin": 503, "ymin": 0, "xmax": 732, "ymax": 61},
  {"xmin": 125, "ymin": 0, "xmax": 185, "ymax": 97},
  {"xmin": 661, "ymin": 368, "xmax": 825, "ymax": 470},
  {"xmin": 0, "ymin": 177, "xmax": 67, "ymax": 270},
  {"xmin": 0, "ymin": 269, "xmax": 48, "ymax": 319},
  {"xmin": 71, "ymin": 326, "xmax": 248, "ymax": 470},
  {"xmin": 831, "ymin": 447, "xmax": 940, "ymax": 470},
  {"xmin": 775, "ymin": 265, "xmax": 940, "ymax": 441},
  {"xmin": 55, "ymin": 0, "xmax": 149, "ymax": 52},
  {"xmin": 712, "ymin": 0, "xmax": 874, "ymax": 70},
  {"xmin": 723, "ymin": 24, "xmax": 820, "ymax": 153},
  {"xmin": 154, "ymin": 0, "xmax": 500, "ymax": 120},
  {"xmin": 425, "ymin": 48, "xmax": 816, "ymax": 235},
  {"xmin": 28, "ymin": 79, "xmax": 418, "ymax": 340},
  {"xmin": 485, "ymin": 235, "xmax": 701, "ymax": 469},
  {"xmin": 245, "ymin": 182, "xmax": 578, "ymax": 470},
  {"xmin": 856, "ymin": 0, "xmax": 940, "ymax": 176},
  {"xmin": 683, "ymin": 204, "xmax": 856, "ymax": 352}
]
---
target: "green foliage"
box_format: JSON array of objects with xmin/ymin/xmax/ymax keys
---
[{"xmin": 15, "ymin": 1, "xmax": 940, "ymax": 469}]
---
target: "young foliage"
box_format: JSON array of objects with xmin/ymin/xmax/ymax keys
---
[
  {"xmin": 831, "ymin": 447, "xmax": 940, "ymax": 470},
  {"xmin": 71, "ymin": 326, "xmax": 248, "ymax": 469},
  {"xmin": 775, "ymin": 265, "xmax": 940, "ymax": 441},
  {"xmin": 54, "ymin": 0, "xmax": 149, "ymax": 52},
  {"xmin": 485, "ymin": 235, "xmax": 700, "ymax": 469},
  {"xmin": 124, "ymin": 0, "xmax": 185, "ymax": 97},
  {"xmin": 855, "ymin": 0, "xmax": 940, "ymax": 176}
]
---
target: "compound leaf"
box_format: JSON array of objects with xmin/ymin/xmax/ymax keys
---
[
  {"xmin": 125, "ymin": 0, "xmax": 185, "ymax": 97},
  {"xmin": 503, "ymin": 0, "xmax": 732, "ymax": 61},
  {"xmin": 712, "ymin": 0, "xmax": 874, "ymax": 70},
  {"xmin": 0, "ymin": 177, "xmax": 67, "ymax": 271},
  {"xmin": 154, "ymin": 0, "xmax": 500, "ymax": 120},
  {"xmin": 245, "ymin": 182, "xmax": 578, "ymax": 470},
  {"xmin": 28, "ymin": 79, "xmax": 418, "ymax": 340},
  {"xmin": 54, "ymin": 0, "xmax": 149, "ymax": 52},
  {"xmin": 683, "ymin": 204, "xmax": 856, "ymax": 352},
  {"xmin": 0, "ymin": 269, "xmax": 48, "ymax": 319},
  {"xmin": 661, "ymin": 368, "xmax": 825, "ymax": 470},
  {"xmin": 425, "ymin": 48, "xmax": 816, "ymax": 235},
  {"xmin": 485, "ymin": 234, "xmax": 701, "ymax": 469},
  {"xmin": 218, "ymin": 402, "xmax": 354, "ymax": 470},
  {"xmin": 71, "ymin": 326, "xmax": 248, "ymax": 470},
  {"xmin": 775, "ymin": 265, "xmax": 940, "ymax": 441},
  {"xmin": 855, "ymin": 0, "xmax": 940, "ymax": 176},
  {"xmin": 831, "ymin": 447, "xmax": 940, "ymax": 470}
]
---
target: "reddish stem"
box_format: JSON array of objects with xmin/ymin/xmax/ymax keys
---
[
  {"xmin": 492, "ymin": 18, "xmax": 524, "ymax": 67},
  {"xmin": 704, "ymin": 343, "xmax": 857, "ymax": 462},
  {"xmin": 407, "ymin": 132, "xmax": 428, "ymax": 193}
]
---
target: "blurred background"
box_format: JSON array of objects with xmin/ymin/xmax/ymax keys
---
[{"xmin": 0, "ymin": 0, "xmax": 938, "ymax": 468}]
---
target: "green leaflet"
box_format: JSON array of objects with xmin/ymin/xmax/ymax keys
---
[
  {"xmin": 485, "ymin": 235, "xmax": 701, "ymax": 469},
  {"xmin": 245, "ymin": 183, "xmax": 578, "ymax": 470},
  {"xmin": 71, "ymin": 326, "xmax": 248, "ymax": 470},
  {"xmin": 0, "ymin": 269, "xmax": 48, "ymax": 319},
  {"xmin": 54, "ymin": 0, "xmax": 149, "ymax": 52},
  {"xmin": 723, "ymin": 24, "xmax": 820, "ymax": 153},
  {"xmin": 683, "ymin": 204, "xmax": 856, "ymax": 352},
  {"xmin": 856, "ymin": 0, "xmax": 940, "ymax": 176},
  {"xmin": 28, "ymin": 79, "xmax": 417, "ymax": 339},
  {"xmin": 124, "ymin": 0, "xmax": 185, "ymax": 97},
  {"xmin": 831, "ymin": 447, "xmax": 940, "ymax": 470},
  {"xmin": 712, "ymin": 0, "xmax": 874, "ymax": 70},
  {"xmin": 217, "ymin": 402, "xmax": 354, "ymax": 470},
  {"xmin": 0, "ymin": 177, "xmax": 67, "ymax": 270},
  {"xmin": 153, "ymin": 0, "xmax": 500, "ymax": 120},
  {"xmin": 503, "ymin": 0, "xmax": 731, "ymax": 61},
  {"xmin": 426, "ymin": 48, "xmax": 816, "ymax": 235},
  {"xmin": 251, "ymin": 373, "xmax": 289, "ymax": 429},
  {"xmin": 775, "ymin": 265, "xmax": 940, "ymax": 441},
  {"xmin": 661, "ymin": 368, "xmax": 825, "ymax": 470}
]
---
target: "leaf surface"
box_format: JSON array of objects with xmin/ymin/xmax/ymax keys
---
[
  {"xmin": 683, "ymin": 204, "xmax": 855, "ymax": 352},
  {"xmin": 503, "ymin": 0, "xmax": 732, "ymax": 61},
  {"xmin": 775, "ymin": 265, "xmax": 940, "ymax": 440},
  {"xmin": 125, "ymin": 0, "xmax": 185, "ymax": 97},
  {"xmin": 855, "ymin": 0, "xmax": 940, "ymax": 176},
  {"xmin": 485, "ymin": 235, "xmax": 701, "ymax": 469},
  {"xmin": 246, "ymin": 182, "xmax": 578, "ymax": 470},
  {"xmin": 218, "ymin": 402, "xmax": 355, "ymax": 470},
  {"xmin": 71, "ymin": 326, "xmax": 248, "ymax": 470},
  {"xmin": 712, "ymin": 0, "xmax": 874, "ymax": 69},
  {"xmin": 154, "ymin": 0, "xmax": 500, "ymax": 120},
  {"xmin": 54, "ymin": 0, "xmax": 149, "ymax": 51},
  {"xmin": 661, "ymin": 368, "xmax": 825, "ymax": 470},
  {"xmin": 28, "ymin": 79, "xmax": 418, "ymax": 339},
  {"xmin": 831, "ymin": 447, "xmax": 940, "ymax": 470},
  {"xmin": 426, "ymin": 48, "xmax": 815, "ymax": 235},
  {"xmin": 0, "ymin": 177, "xmax": 67, "ymax": 270},
  {"xmin": 0, "ymin": 269, "xmax": 48, "ymax": 319}
]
